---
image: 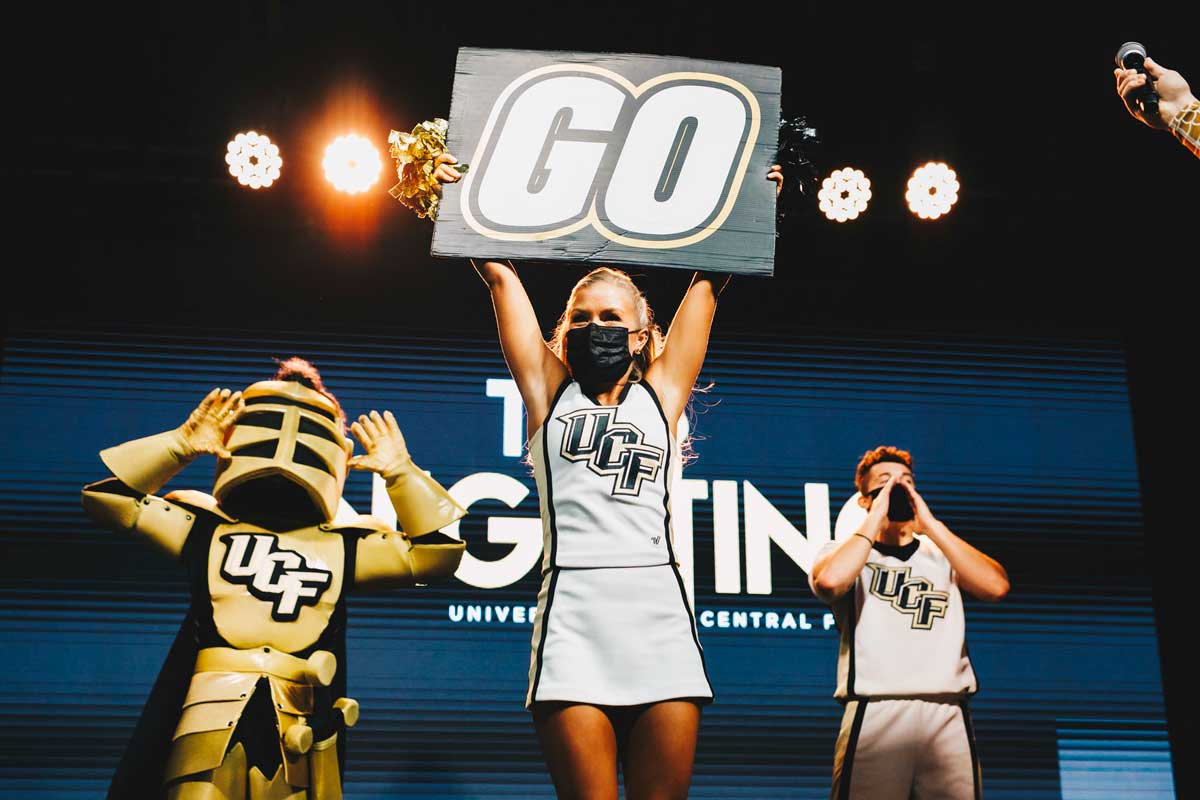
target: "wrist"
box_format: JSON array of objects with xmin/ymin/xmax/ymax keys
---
[
  {"xmin": 1168, "ymin": 96, "xmax": 1200, "ymax": 131},
  {"xmin": 170, "ymin": 427, "xmax": 199, "ymax": 461},
  {"xmin": 473, "ymin": 259, "xmax": 515, "ymax": 289},
  {"xmin": 381, "ymin": 454, "xmax": 416, "ymax": 483},
  {"xmin": 695, "ymin": 271, "xmax": 731, "ymax": 296},
  {"xmin": 917, "ymin": 516, "xmax": 945, "ymax": 540}
]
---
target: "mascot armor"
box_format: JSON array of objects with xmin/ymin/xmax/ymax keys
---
[{"xmin": 82, "ymin": 359, "xmax": 466, "ymax": 800}]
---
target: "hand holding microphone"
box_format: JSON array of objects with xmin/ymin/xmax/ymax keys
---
[
  {"xmin": 1114, "ymin": 43, "xmax": 1196, "ymax": 130},
  {"xmin": 1115, "ymin": 43, "xmax": 1160, "ymax": 121}
]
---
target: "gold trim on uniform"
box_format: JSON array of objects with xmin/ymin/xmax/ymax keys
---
[
  {"xmin": 250, "ymin": 764, "xmax": 310, "ymax": 800},
  {"xmin": 166, "ymin": 740, "xmax": 247, "ymax": 800},
  {"xmin": 80, "ymin": 488, "xmax": 198, "ymax": 560},
  {"xmin": 163, "ymin": 489, "xmax": 237, "ymax": 521},
  {"xmin": 193, "ymin": 645, "xmax": 334, "ymax": 680},
  {"xmin": 309, "ymin": 733, "xmax": 343, "ymax": 800},
  {"xmin": 166, "ymin": 648, "xmax": 336, "ymax": 787},
  {"xmin": 83, "ymin": 430, "xmax": 204, "ymax": 560},
  {"xmin": 166, "ymin": 729, "xmax": 242, "ymax": 789}
]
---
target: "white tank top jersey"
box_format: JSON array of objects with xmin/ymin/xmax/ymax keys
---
[
  {"xmin": 814, "ymin": 535, "xmax": 978, "ymax": 699},
  {"xmin": 529, "ymin": 380, "xmax": 679, "ymax": 570}
]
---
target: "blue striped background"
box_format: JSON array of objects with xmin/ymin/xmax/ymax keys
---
[{"xmin": 0, "ymin": 325, "xmax": 1172, "ymax": 798}]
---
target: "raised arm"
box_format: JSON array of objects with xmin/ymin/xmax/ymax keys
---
[
  {"xmin": 643, "ymin": 272, "xmax": 728, "ymax": 426},
  {"xmin": 472, "ymin": 259, "xmax": 568, "ymax": 432},
  {"xmin": 1115, "ymin": 56, "xmax": 1200, "ymax": 159},
  {"xmin": 81, "ymin": 388, "xmax": 242, "ymax": 559},
  {"xmin": 347, "ymin": 409, "xmax": 466, "ymax": 588},
  {"xmin": 903, "ymin": 482, "xmax": 1010, "ymax": 602},
  {"xmin": 434, "ymin": 153, "xmax": 566, "ymax": 430},
  {"xmin": 643, "ymin": 166, "xmax": 783, "ymax": 425},
  {"xmin": 809, "ymin": 474, "xmax": 897, "ymax": 603}
]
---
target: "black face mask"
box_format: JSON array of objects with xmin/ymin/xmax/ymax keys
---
[
  {"xmin": 868, "ymin": 483, "xmax": 915, "ymax": 523},
  {"xmin": 565, "ymin": 323, "xmax": 634, "ymax": 387}
]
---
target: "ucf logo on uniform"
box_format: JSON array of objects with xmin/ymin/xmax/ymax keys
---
[
  {"xmin": 218, "ymin": 534, "xmax": 334, "ymax": 621},
  {"xmin": 866, "ymin": 563, "xmax": 950, "ymax": 630},
  {"xmin": 558, "ymin": 408, "xmax": 665, "ymax": 497}
]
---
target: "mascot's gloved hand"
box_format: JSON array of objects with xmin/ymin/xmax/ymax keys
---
[
  {"xmin": 348, "ymin": 409, "xmax": 466, "ymax": 537},
  {"xmin": 96, "ymin": 387, "xmax": 245, "ymax": 495},
  {"xmin": 348, "ymin": 410, "xmax": 411, "ymax": 476},
  {"xmin": 177, "ymin": 387, "xmax": 245, "ymax": 460}
]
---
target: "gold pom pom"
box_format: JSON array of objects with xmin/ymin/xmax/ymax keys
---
[{"xmin": 388, "ymin": 118, "xmax": 468, "ymax": 221}]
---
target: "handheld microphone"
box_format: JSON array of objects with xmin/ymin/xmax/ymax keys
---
[{"xmin": 1116, "ymin": 42, "xmax": 1161, "ymax": 118}]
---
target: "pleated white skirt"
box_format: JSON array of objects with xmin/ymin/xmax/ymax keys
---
[{"xmin": 525, "ymin": 563, "xmax": 713, "ymax": 708}]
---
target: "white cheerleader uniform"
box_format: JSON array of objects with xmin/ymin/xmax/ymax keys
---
[
  {"xmin": 812, "ymin": 535, "xmax": 983, "ymax": 800},
  {"xmin": 525, "ymin": 379, "xmax": 713, "ymax": 708}
]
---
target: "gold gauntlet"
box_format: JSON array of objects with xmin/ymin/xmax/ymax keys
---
[
  {"xmin": 383, "ymin": 457, "xmax": 467, "ymax": 536},
  {"xmin": 99, "ymin": 428, "xmax": 196, "ymax": 495}
]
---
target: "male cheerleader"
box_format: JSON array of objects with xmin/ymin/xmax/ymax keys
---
[{"xmin": 809, "ymin": 446, "xmax": 1009, "ymax": 800}]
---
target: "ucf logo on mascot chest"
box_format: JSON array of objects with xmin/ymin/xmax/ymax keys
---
[
  {"xmin": 81, "ymin": 364, "xmax": 468, "ymax": 800},
  {"xmin": 216, "ymin": 531, "xmax": 337, "ymax": 624}
]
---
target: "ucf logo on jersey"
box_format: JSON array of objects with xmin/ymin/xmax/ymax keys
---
[
  {"xmin": 218, "ymin": 533, "xmax": 334, "ymax": 622},
  {"xmin": 462, "ymin": 64, "xmax": 761, "ymax": 247},
  {"xmin": 558, "ymin": 408, "xmax": 665, "ymax": 497},
  {"xmin": 866, "ymin": 563, "xmax": 950, "ymax": 630}
]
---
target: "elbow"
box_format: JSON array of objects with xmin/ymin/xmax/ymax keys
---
[
  {"xmin": 693, "ymin": 272, "xmax": 727, "ymax": 299},
  {"xmin": 979, "ymin": 576, "xmax": 1010, "ymax": 603},
  {"xmin": 475, "ymin": 260, "xmax": 514, "ymax": 290},
  {"xmin": 810, "ymin": 569, "xmax": 846, "ymax": 600},
  {"xmin": 81, "ymin": 481, "xmax": 140, "ymax": 531},
  {"xmin": 812, "ymin": 574, "xmax": 838, "ymax": 597},
  {"xmin": 80, "ymin": 487, "xmax": 105, "ymax": 523},
  {"xmin": 408, "ymin": 535, "xmax": 467, "ymax": 582},
  {"xmin": 992, "ymin": 576, "xmax": 1011, "ymax": 601}
]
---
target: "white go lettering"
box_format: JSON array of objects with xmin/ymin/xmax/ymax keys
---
[{"xmin": 463, "ymin": 66, "xmax": 761, "ymax": 246}]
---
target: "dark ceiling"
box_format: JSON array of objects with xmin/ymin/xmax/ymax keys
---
[{"xmin": 5, "ymin": 4, "xmax": 1193, "ymax": 332}]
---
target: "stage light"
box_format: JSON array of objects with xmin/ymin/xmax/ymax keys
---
[
  {"xmin": 817, "ymin": 167, "xmax": 872, "ymax": 222},
  {"xmin": 906, "ymin": 162, "xmax": 959, "ymax": 220},
  {"xmin": 225, "ymin": 131, "xmax": 282, "ymax": 189},
  {"xmin": 322, "ymin": 134, "xmax": 382, "ymax": 194}
]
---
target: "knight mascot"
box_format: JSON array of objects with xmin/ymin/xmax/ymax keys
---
[{"xmin": 81, "ymin": 358, "xmax": 467, "ymax": 799}]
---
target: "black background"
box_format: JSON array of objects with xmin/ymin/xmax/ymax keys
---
[{"xmin": 3, "ymin": 3, "xmax": 1194, "ymax": 794}]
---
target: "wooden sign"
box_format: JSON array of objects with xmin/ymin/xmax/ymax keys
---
[{"xmin": 431, "ymin": 47, "xmax": 781, "ymax": 276}]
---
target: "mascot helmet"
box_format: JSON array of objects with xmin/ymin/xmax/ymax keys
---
[{"xmin": 213, "ymin": 359, "xmax": 351, "ymax": 525}]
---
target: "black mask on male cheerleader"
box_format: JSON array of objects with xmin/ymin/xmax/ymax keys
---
[
  {"xmin": 565, "ymin": 323, "xmax": 634, "ymax": 387},
  {"xmin": 868, "ymin": 483, "xmax": 916, "ymax": 523}
]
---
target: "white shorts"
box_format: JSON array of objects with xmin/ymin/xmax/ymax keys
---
[
  {"xmin": 831, "ymin": 697, "xmax": 982, "ymax": 800},
  {"xmin": 525, "ymin": 563, "xmax": 713, "ymax": 708}
]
